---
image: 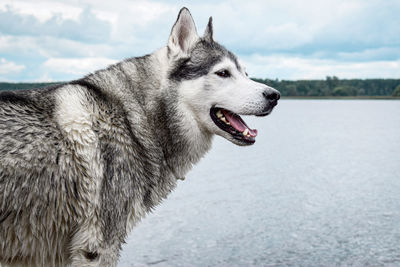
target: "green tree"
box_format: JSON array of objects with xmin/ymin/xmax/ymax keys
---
[
  {"xmin": 326, "ymin": 76, "xmax": 339, "ymax": 93},
  {"xmin": 332, "ymin": 86, "xmax": 357, "ymax": 96},
  {"xmin": 392, "ymin": 85, "xmax": 400, "ymax": 97},
  {"xmin": 285, "ymin": 84, "xmax": 298, "ymax": 96}
]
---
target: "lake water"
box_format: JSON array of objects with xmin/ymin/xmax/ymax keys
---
[{"xmin": 119, "ymin": 100, "xmax": 400, "ymax": 267}]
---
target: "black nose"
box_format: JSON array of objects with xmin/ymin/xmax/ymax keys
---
[{"xmin": 263, "ymin": 90, "xmax": 280, "ymax": 105}]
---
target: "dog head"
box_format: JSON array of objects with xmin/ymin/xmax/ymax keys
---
[{"xmin": 167, "ymin": 8, "xmax": 280, "ymax": 146}]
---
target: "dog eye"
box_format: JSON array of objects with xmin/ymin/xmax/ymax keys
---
[
  {"xmin": 215, "ymin": 70, "xmax": 231, "ymax": 78},
  {"xmin": 245, "ymin": 72, "xmax": 248, "ymax": 77}
]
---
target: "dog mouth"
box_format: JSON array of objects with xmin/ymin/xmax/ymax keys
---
[{"xmin": 210, "ymin": 107, "xmax": 258, "ymax": 144}]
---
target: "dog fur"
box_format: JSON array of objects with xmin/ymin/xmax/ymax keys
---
[{"xmin": 0, "ymin": 8, "xmax": 279, "ymax": 266}]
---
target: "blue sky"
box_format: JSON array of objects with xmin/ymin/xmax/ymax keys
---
[{"xmin": 0, "ymin": 0, "xmax": 399, "ymax": 81}]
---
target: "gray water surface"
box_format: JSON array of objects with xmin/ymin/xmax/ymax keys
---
[{"xmin": 119, "ymin": 100, "xmax": 400, "ymax": 267}]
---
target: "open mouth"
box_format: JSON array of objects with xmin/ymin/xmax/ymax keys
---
[{"xmin": 210, "ymin": 107, "xmax": 258, "ymax": 144}]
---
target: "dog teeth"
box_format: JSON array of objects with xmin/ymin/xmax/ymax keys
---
[
  {"xmin": 243, "ymin": 129, "xmax": 249, "ymax": 136},
  {"xmin": 217, "ymin": 111, "xmax": 230, "ymax": 125}
]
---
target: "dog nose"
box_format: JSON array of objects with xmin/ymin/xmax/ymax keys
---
[{"xmin": 263, "ymin": 89, "xmax": 280, "ymax": 106}]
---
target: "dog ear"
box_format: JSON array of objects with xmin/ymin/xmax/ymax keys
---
[
  {"xmin": 168, "ymin": 7, "xmax": 199, "ymax": 55},
  {"xmin": 203, "ymin": 17, "xmax": 213, "ymax": 42}
]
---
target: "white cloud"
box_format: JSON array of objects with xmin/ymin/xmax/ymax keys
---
[
  {"xmin": 242, "ymin": 54, "xmax": 400, "ymax": 79},
  {"xmin": 0, "ymin": 35, "xmax": 124, "ymax": 60},
  {"xmin": 35, "ymin": 72, "xmax": 54, "ymax": 82},
  {"xmin": 0, "ymin": 0, "xmax": 399, "ymax": 81},
  {"xmin": 0, "ymin": 58, "xmax": 25, "ymax": 74},
  {"xmin": 43, "ymin": 57, "xmax": 117, "ymax": 75},
  {"xmin": 0, "ymin": 6, "xmax": 111, "ymax": 43},
  {"xmin": 336, "ymin": 47, "xmax": 400, "ymax": 61},
  {"xmin": 0, "ymin": 0, "xmax": 82, "ymax": 22}
]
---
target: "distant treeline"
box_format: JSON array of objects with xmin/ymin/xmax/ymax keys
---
[
  {"xmin": 1, "ymin": 77, "xmax": 400, "ymax": 97},
  {"xmin": 253, "ymin": 77, "xmax": 400, "ymax": 97},
  {"xmin": 0, "ymin": 82, "xmax": 60, "ymax": 91}
]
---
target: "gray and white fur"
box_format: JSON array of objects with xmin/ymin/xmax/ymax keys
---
[{"xmin": 0, "ymin": 8, "xmax": 279, "ymax": 267}]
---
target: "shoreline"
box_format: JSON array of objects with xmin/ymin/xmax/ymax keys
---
[{"xmin": 282, "ymin": 96, "xmax": 400, "ymax": 100}]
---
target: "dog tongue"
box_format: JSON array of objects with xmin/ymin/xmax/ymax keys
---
[{"xmin": 222, "ymin": 110, "xmax": 258, "ymax": 137}]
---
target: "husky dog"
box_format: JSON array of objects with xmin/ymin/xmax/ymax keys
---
[{"xmin": 0, "ymin": 7, "xmax": 279, "ymax": 267}]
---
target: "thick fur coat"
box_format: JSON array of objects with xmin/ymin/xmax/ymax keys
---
[{"xmin": 0, "ymin": 8, "xmax": 279, "ymax": 267}]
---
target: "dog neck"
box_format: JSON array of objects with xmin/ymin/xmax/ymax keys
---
[
  {"xmin": 85, "ymin": 47, "xmax": 214, "ymax": 181},
  {"xmin": 151, "ymin": 87, "xmax": 214, "ymax": 180},
  {"xmin": 151, "ymin": 47, "xmax": 214, "ymax": 180}
]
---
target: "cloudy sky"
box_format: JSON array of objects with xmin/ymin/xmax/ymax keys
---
[{"xmin": 0, "ymin": 0, "xmax": 399, "ymax": 81}]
